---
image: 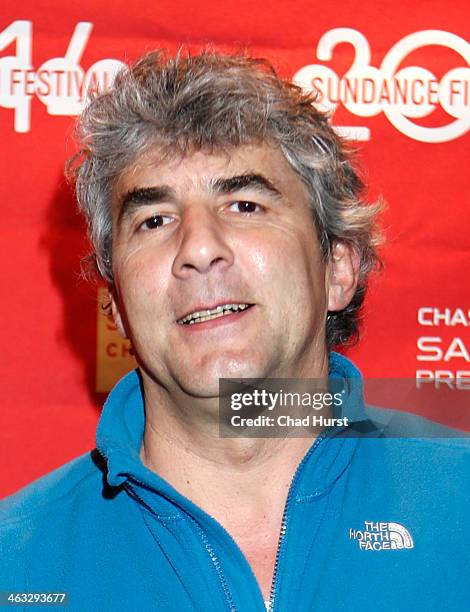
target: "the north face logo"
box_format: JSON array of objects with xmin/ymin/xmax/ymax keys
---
[{"xmin": 349, "ymin": 521, "xmax": 414, "ymax": 551}]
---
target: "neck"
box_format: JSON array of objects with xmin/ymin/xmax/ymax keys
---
[
  {"xmin": 138, "ymin": 353, "xmax": 331, "ymax": 601},
  {"xmin": 140, "ymin": 399, "xmax": 317, "ymax": 534},
  {"xmin": 138, "ymin": 351, "xmax": 330, "ymax": 516}
]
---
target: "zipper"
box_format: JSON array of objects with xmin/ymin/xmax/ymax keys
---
[
  {"xmin": 267, "ymin": 432, "xmax": 327, "ymax": 612},
  {"xmin": 124, "ymin": 478, "xmax": 237, "ymax": 612},
  {"xmin": 120, "ymin": 432, "xmax": 328, "ymax": 612},
  {"xmin": 190, "ymin": 517, "xmax": 237, "ymax": 612}
]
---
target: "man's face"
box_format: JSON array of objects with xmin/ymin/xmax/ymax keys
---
[{"xmin": 111, "ymin": 144, "xmax": 336, "ymax": 397}]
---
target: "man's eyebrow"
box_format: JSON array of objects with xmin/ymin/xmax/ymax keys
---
[
  {"xmin": 210, "ymin": 173, "xmax": 282, "ymax": 198},
  {"xmin": 117, "ymin": 173, "xmax": 282, "ymax": 223},
  {"xmin": 117, "ymin": 186, "xmax": 175, "ymax": 223}
]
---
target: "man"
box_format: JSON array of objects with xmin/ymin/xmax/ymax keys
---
[{"xmin": 1, "ymin": 51, "xmax": 468, "ymax": 611}]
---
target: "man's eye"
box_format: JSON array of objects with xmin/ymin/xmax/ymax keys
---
[
  {"xmin": 139, "ymin": 215, "xmax": 173, "ymax": 231},
  {"xmin": 228, "ymin": 201, "xmax": 263, "ymax": 214}
]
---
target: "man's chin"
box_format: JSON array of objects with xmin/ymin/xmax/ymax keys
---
[{"xmin": 176, "ymin": 361, "xmax": 270, "ymax": 398}]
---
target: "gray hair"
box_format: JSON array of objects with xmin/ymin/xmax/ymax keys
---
[{"xmin": 68, "ymin": 50, "xmax": 382, "ymax": 348}]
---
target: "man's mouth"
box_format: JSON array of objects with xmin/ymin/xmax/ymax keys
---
[{"xmin": 177, "ymin": 303, "xmax": 253, "ymax": 325}]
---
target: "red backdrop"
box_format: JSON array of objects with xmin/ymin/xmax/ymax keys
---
[{"xmin": 1, "ymin": 1, "xmax": 469, "ymax": 497}]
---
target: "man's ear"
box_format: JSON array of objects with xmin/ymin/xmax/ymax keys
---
[
  {"xmin": 327, "ymin": 242, "xmax": 360, "ymax": 312},
  {"xmin": 109, "ymin": 286, "xmax": 128, "ymax": 339}
]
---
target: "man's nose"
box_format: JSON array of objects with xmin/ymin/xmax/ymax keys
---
[{"xmin": 172, "ymin": 205, "xmax": 234, "ymax": 278}]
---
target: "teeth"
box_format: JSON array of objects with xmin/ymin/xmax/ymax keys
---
[{"xmin": 179, "ymin": 303, "xmax": 250, "ymax": 324}]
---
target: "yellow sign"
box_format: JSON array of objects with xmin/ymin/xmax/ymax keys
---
[{"xmin": 96, "ymin": 287, "xmax": 136, "ymax": 392}]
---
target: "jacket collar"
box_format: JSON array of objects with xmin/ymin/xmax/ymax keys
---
[{"xmin": 96, "ymin": 352, "xmax": 374, "ymax": 508}]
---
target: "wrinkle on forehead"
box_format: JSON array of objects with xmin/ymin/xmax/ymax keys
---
[
  {"xmin": 114, "ymin": 139, "xmax": 276, "ymax": 189},
  {"xmin": 111, "ymin": 141, "xmax": 314, "ymax": 232}
]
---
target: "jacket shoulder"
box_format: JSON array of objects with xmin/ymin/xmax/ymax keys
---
[{"xmin": 0, "ymin": 450, "xmax": 106, "ymax": 526}]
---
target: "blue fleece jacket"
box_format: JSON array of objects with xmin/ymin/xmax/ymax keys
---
[{"xmin": 1, "ymin": 353, "xmax": 469, "ymax": 611}]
